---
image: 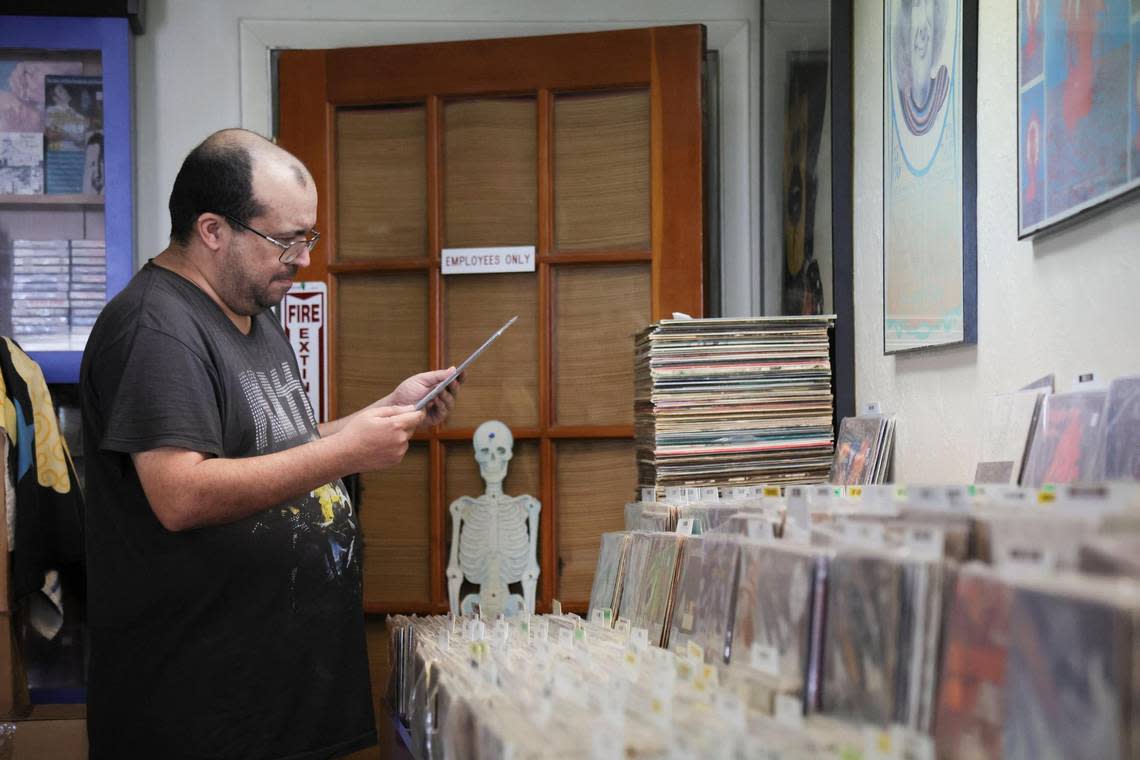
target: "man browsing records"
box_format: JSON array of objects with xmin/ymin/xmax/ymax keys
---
[{"xmin": 80, "ymin": 128, "xmax": 462, "ymax": 760}]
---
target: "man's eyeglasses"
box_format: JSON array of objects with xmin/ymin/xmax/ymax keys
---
[{"xmin": 219, "ymin": 213, "xmax": 320, "ymax": 264}]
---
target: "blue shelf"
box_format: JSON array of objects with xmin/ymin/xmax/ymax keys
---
[{"xmin": 0, "ymin": 16, "xmax": 135, "ymax": 384}]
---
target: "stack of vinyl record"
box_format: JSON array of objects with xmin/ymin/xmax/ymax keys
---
[{"xmin": 635, "ymin": 316, "xmax": 835, "ymax": 493}]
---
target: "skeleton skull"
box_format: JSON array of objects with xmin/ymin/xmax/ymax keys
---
[{"xmin": 473, "ymin": 420, "xmax": 513, "ymax": 488}]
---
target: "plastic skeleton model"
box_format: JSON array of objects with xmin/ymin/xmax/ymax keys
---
[{"xmin": 446, "ymin": 420, "xmax": 540, "ymax": 617}]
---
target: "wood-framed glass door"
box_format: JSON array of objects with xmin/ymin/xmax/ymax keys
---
[{"xmin": 277, "ymin": 26, "xmax": 704, "ymax": 615}]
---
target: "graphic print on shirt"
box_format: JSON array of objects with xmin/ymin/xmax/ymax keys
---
[
  {"xmin": 240, "ymin": 359, "xmax": 358, "ymax": 596},
  {"xmin": 239, "ymin": 361, "xmax": 316, "ymax": 454}
]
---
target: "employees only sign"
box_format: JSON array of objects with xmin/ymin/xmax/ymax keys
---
[{"xmin": 441, "ymin": 245, "xmax": 536, "ymax": 275}]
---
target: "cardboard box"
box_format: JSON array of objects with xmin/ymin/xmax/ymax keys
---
[{"xmin": 0, "ymin": 704, "xmax": 87, "ymax": 759}]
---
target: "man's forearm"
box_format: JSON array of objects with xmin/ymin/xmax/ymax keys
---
[
  {"xmin": 135, "ymin": 435, "xmax": 355, "ymax": 531},
  {"xmin": 317, "ymin": 393, "xmax": 396, "ymax": 438}
]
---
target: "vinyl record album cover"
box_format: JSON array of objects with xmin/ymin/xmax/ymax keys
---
[
  {"xmin": 1021, "ymin": 389, "xmax": 1108, "ymax": 487},
  {"xmin": 1100, "ymin": 375, "xmax": 1140, "ymax": 481},
  {"xmin": 1003, "ymin": 578, "xmax": 1138, "ymax": 760},
  {"xmin": 667, "ymin": 535, "xmax": 706, "ymax": 653},
  {"xmin": 974, "ymin": 390, "xmax": 1044, "ymax": 484},
  {"xmin": 821, "ymin": 551, "xmax": 904, "ymax": 724},
  {"xmin": 829, "ymin": 415, "xmax": 888, "ymax": 485},
  {"xmin": 694, "ymin": 534, "xmax": 742, "ymax": 663},
  {"xmin": 732, "ymin": 542, "xmax": 827, "ymax": 696},
  {"xmin": 589, "ymin": 532, "xmax": 630, "ymax": 620},
  {"xmin": 935, "ymin": 565, "xmax": 1011, "ymax": 759}
]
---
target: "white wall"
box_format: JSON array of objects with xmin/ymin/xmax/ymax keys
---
[
  {"xmin": 853, "ymin": 1, "xmax": 1140, "ymax": 482},
  {"xmin": 132, "ymin": 0, "xmax": 762, "ymax": 315}
]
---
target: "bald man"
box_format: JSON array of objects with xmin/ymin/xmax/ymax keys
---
[{"xmin": 80, "ymin": 129, "xmax": 460, "ymax": 759}]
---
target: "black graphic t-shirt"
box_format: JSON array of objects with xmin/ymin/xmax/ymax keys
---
[{"xmin": 80, "ymin": 263, "xmax": 375, "ymax": 760}]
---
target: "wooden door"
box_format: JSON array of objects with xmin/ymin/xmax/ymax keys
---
[{"xmin": 277, "ymin": 26, "xmax": 704, "ymax": 615}]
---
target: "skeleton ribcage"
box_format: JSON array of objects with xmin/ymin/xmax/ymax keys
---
[{"xmin": 458, "ymin": 496, "xmax": 530, "ymax": 585}]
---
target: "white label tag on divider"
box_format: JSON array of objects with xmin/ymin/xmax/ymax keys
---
[
  {"xmin": 862, "ymin": 401, "xmax": 882, "ymax": 415},
  {"xmin": 558, "ymin": 628, "xmax": 574, "ymax": 650},
  {"xmin": 996, "ymin": 544, "xmax": 1055, "ymax": 573},
  {"xmin": 745, "ymin": 517, "xmax": 776, "ymax": 541},
  {"xmin": 631, "ymin": 627, "xmax": 650, "ymax": 650},
  {"xmin": 700, "ymin": 487, "xmax": 720, "ymax": 502},
  {"xmin": 774, "ymin": 694, "xmax": 804, "ymax": 729},
  {"xmin": 685, "ymin": 487, "xmax": 703, "ymax": 504},
  {"xmin": 552, "ymin": 599, "xmax": 562, "ymax": 616},
  {"xmin": 750, "ymin": 643, "xmax": 780, "ymax": 677},
  {"xmin": 676, "ymin": 518, "xmax": 696, "ymax": 536},
  {"xmin": 642, "ymin": 487, "xmax": 657, "ymax": 503},
  {"xmin": 906, "ymin": 525, "xmax": 944, "ymax": 560},
  {"xmin": 787, "ymin": 486, "xmax": 809, "ymax": 530},
  {"xmin": 715, "ymin": 690, "xmax": 747, "ymax": 732},
  {"xmin": 664, "ymin": 487, "xmax": 684, "ymax": 504}
]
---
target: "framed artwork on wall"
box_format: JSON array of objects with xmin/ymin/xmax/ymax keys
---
[
  {"xmin": 882, "ymin": 0, "xmax": 977, "ymax": 354},
  {"xmin": 781, "ymin": 50, "xmax": 830, "ymax": 317},
  {"xmin": 1018, "ymin": 0, "xmax": 1140, "ymax": 238}
]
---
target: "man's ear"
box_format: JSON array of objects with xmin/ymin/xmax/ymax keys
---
[{"xmin": 195, "ymin": 213, "xmax": 227, "ymax": 253}]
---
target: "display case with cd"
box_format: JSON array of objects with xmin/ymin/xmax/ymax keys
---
[{"xmin": 0, "ymin": 16, "xmax": 133, "ymax": 381}]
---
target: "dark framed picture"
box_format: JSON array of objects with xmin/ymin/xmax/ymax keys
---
[
  {"xmin": 781, "ymin": 51, "xmax": 830, "ymax": 317},
  {"xmin": 883, "ymin": 0, "xmax": 978, "ymax": 354},
  {"xmin": 1018, "ymin": 0, "xmax": 1140, "ymax": 237}
]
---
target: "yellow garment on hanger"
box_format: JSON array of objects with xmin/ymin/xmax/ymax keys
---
[{"xmin": 0, "ymin": 338, "xmax": 72, "ymax": 495}]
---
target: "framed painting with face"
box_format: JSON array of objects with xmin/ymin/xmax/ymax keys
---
[{"xmin": 882, "ymin": 0, "xmax": 978, "ymax": 353}]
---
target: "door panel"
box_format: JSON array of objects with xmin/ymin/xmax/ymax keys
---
[
  {"xmin": 553, "ymin": 264, "xmax": 650, "ymax": 427},
  {"xmin": 336, "ymin": 273, "xmax": 428, "ymax": 416},
  {"xmin": 358, "ymin": 443, "xmax": 431, "ymax": 604},
  {"xmin": 335, "ymin": 106, "xmax": 427, "ymax": 261},
  {"xmin": 553, "ymin": 90, "xmax": 650, "ymax": 251},
  {"xmin": 279, "ymin": 25, "xmax": 704, "ymax": 613},
  {"xmin": 555, "ymin": 440, "xmax": 636, "ymax": 601},
  {"xmin": 443, "ymin": 97, "xmax": 537, "ymax": 248},
  {"xmin": 443, "ymin": 273, "xmax": 539, "ymax": 429}
]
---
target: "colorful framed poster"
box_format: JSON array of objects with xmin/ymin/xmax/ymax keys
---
[
  {"xmin": 883, "ymin": 0, "xmax": 978, "ymax": 354},
  {"xmin": 1018, "ymin": 0, "xmax": 1140, "ymax": 237}
]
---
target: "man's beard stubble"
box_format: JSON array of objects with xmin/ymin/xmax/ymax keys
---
[{"xmin": 221, "ymin": 240, "xmax": 298, "ymax": 316}]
